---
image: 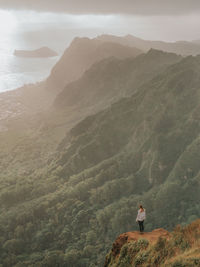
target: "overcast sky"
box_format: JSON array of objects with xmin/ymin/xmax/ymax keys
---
[
  {"xmin": 0, "ymin": 0, "xmax": 200, "ymax": 42},
  {"xmin": 0, "ymin": 0, "xmax": 200, "ymax": 15}
]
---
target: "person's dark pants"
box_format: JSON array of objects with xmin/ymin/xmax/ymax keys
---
[{"xmin": 138, "ymin": 220, "xmax": 144, "ymax": 232}]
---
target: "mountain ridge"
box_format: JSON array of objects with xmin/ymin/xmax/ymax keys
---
[
  {"xmin": 97, "ymin": 34, "xmax": 200, "ymax": 56},
  {"xmin": 54, "ymin": 48, "xmax": 182, "ymax": 111},
  {"xmin": 46, "ymin": 37, "xmax": 142, "ymax": 92}
]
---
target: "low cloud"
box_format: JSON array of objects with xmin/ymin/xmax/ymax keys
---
[{"xmin": 0, "ymin": 0, "xmax": 200, "ymax": 16}]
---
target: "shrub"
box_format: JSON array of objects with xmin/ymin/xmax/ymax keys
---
[
  {"xmin": 155, "ymin": 237, "xmax": 167, "ymax": 251},
  {"xmin": 137, "ymin": 238, "xmax": 149, "ymax": 249},
  {"xmin": 134, "ymin": 251, "xmax": 149, "ymax": 266},
  {"xmin": 172, "ymin": 261, "xmax": 187, "ymax": 267},
  {"xmin": 118, "ymin": 255, "xmax": 132, "ymax": 267},
  {"xmin": 127, "ymin": 241, "xmax": 140, "ymax": 255}
]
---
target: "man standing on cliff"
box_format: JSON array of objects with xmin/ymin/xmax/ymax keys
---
[{"xmin": 136, "ymin": 205, "xmax": 146, "ymax": 233}]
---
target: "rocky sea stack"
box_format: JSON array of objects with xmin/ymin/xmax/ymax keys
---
[{"xmin": 14, "ymin": 47, "xmax": 58, "ymax": 58}]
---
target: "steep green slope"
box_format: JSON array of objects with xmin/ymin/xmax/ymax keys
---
[
  {"xmin": 41, "ymin": 49, "xmax": 182, "ymax": 161},
  {"xmin": 51, "ymin": 54, "xmax": 200, "ymax": 263},
  {"xmin": 56, "ymin": 55, "xmax": 200, "ymax": 183},
  {"xmin": 0, "ymin": 50, "xmax": 181, "ymax": 187},
  {"xmin": 0, "ymin": 55, "xmax": 200, "ymax": 266}
]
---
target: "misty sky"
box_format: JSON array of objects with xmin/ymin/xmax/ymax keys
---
[
  {"xmin": 1, "ymin": 0, "xmax": 200, "ymax": 15},
  {"xmin": 0, "ymin": 0, "xmax": 200, "ymax": 42}
]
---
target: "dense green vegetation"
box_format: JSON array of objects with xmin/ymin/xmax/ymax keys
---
[{"xmin": 0, "ymin": 52, "xmax": 200, "ymax": 266}]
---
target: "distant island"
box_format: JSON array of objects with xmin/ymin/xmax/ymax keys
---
[{"xmin": 14, "ymin": 47, "xmax": 58, "ymax": 58}]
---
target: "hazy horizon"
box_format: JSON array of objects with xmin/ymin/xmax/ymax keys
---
[
  {"xmin": 0, "ymin": 8, "xmax": 200, "ymax": 43},
  {"xmin": 0, "ymin": 2, "xmax": 200, "ymax": 266},
  {"xmin": 0, "ymin": 1, "xmax": 200, "ymax": 92}
]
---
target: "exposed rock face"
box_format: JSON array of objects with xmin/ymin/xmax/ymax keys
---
[{"xmin": 14, "ymin": 47, "xmax": 58, "ymax": 58}]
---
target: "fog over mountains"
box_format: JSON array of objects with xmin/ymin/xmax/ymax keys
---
[
  {"xmin": 47, "ymin": 34, "xmax": 200, "ymax": 94},
  {"xmin": 98, "ymin": 34, "xmax": 200, "ymax": 55},
  {"xmin": 0, "ymin": 34, "xmax": 200, "ymax": 266},
  {"xmin": 47, "ymin": 38, "xmax": 142, "ymax": 92}
]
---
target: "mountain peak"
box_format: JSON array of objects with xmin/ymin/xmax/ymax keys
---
[
  {"xmin": 70, "ymin": 36, "xmax": 97, "ymax": 46},
  {"xmin": 125, "ymin": 34, "xmax": 145, "ymax": 41}
]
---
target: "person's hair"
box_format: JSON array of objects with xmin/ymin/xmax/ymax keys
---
[{"xmin": 139, "ymin": 205, "xmax": 144, "ymax": 211}]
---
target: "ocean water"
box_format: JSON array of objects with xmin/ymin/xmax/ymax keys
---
[
  {"xmin": 0, "ymin": 29, "xmax": 61, "ymax": 93},
  {"xmin": 0, "ymin": 53, "xmax": 59, "ymax": 93},
  {"xmin": 0, "ymin": 9, "xmax": 121, "ymax": 93},
  {"xmin": 0, "ymin": 26, "xmax": 102, "ymax": 93},
  {"xmin": 0, "ymin": 10, "xmax": 84, "ymax": 93}
]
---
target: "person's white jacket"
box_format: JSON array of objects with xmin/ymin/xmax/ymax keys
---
[{"xmin": 136, "ymin": 209, "xmax": 146, "ymax": 222}]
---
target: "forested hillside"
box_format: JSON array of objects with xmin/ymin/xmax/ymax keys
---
[{"xmin": 0, "ymin": 48, "xmax": 199, "ymax": 266}]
